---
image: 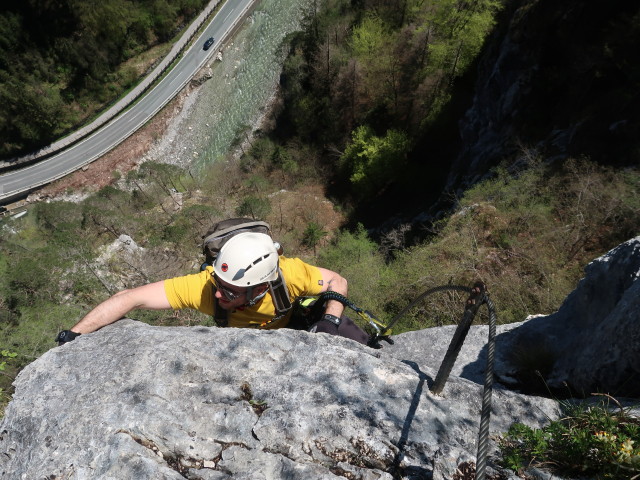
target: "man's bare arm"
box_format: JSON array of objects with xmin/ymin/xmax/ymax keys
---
[{"xmin": 70, "ymin": 281, "xmax": 172, "ymax": 334}]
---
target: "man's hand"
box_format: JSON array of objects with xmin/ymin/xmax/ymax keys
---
[{"xmin": 55, "ymin": 330, "xmax": 81, "ymax": 346}]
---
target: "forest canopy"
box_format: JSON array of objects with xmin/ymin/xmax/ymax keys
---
[{"xmin": 278, "ymin": 0, "xmax": 502, "ymax": 202}]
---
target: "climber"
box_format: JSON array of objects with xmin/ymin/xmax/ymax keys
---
[{"xmin": 55, "ymin": 231, "xmax": 370, "ymax": 346}]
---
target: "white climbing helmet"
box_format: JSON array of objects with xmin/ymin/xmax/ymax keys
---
[{"xmin": 214, "ymin": 232, "xmax": 279, "ymax": 287}]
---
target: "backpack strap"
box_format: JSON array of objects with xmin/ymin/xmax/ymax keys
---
[
  {"xmin": 211, "ymin": 268, "xmax": 293, "ymax": 327},
  {"xmin": 202, "ymin": 220, "xmax": 270, "ymax": 243},
  {"xmin": 212, "ymin": 285, "xmax": 229, "ymax": 327},
  {"xmin": 202, "ymin": 220, "xmax": 270, "ymax": 264},
  {"xmin": 210, "ymin": 267, "xmax": 291, "ymax": 328}
]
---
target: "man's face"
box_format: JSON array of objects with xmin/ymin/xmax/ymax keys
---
[{"xmin": 214, "ymin": 276, "xmax": 248, "ymax": 310}]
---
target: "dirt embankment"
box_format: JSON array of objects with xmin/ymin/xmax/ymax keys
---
[{"xmin": 36, "ymin": 89, "xmax": 195, "ymax": 201}]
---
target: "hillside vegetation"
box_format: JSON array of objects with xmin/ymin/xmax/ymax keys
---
[{"xmin": 274, "ymin": 0, "xmax": 502, "ymax": 208}]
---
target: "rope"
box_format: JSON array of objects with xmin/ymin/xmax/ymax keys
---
[
  {"xmin": 315, "ymin": 290, "xmax": 358, "ymax": 311},
  {"xmin": 314, "ymin": 291, "xmax": 391, "ymax": 346},
  {"xmin": 385, "ymin": 284, "xmax": 472, "ymax": 332},
  {"xmin": 377, "ymin": 283, "xmax": 497, "ymax": 479}
]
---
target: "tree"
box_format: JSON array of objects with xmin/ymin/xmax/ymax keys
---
[
  {"xmin": 350, "ymin": 14, "xmax": 390, "ymax": 104},
  {"xmin": 236, "ymin": 196, "xmax": 271, "ymax": 220},
  {"xmin": 340, "ymin": 125, "xmax": 410, "ymax": 198},
  {"xmin": 271, "ymin": 145, "xmax": 299, "ymax": 177},
  {"xmin": 302, "ymin": 221, "xmax": 327, "ymax": 255}
]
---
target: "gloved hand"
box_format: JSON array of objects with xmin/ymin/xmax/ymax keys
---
[
  {"xmin": 367, "ymin": 335, "xmax": 394, "ymax": 349},
  {"xmin": 55, "ymin": 330, "xmax": 81, "ymax": 346}
]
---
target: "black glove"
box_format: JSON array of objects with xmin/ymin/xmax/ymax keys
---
[
  {"xmin": 55, "ymin": 330, "xmax": 81, "ymax": 346},
  {"xmin": 367, "ymin": 335, "xmax": 394, "ymax": 349}
]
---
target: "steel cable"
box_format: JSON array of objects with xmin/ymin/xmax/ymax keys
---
[
  {"xmin": 317, "ymin": 284, "xmax": 498, "ymax": 479},
  {"xmin": 475, "ymin": 294, "xmax": 497, "ymax": 480}
]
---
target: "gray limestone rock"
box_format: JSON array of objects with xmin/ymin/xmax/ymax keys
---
[
  {"xmin": 544, "ymin": 237, "xmax": 640, "ymax": 396},
  {"xmin": 382, "ymin": 323, "xmax": 522, "ymax": 386},
  {"xmin": 4, "ymin": 237, "xmax": 637, "ymax": 479},
  {"xmin": 0, "ymin": 321, "xmax": 559, "ymax": 479},
  {"xmin": 494, "ymin": 236, "xmax": 640, "ymax": 397}
]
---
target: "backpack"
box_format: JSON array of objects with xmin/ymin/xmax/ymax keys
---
[
  {"xmin": 201, "ymin": 218, "xmax": 273, "ymax": 267},
  {"xmin": 200, "ymin": 218, "xmax": 291, "ymax": 327}
]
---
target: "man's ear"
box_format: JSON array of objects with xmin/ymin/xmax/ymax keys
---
[{"xmin": 256, "ymin": 284, "xmax": 269, "ymax": 295}]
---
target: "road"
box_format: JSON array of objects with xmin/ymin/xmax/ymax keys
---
[{"xmin": 0, "ymin": 0, "xmax": 256, "ymax": 205}]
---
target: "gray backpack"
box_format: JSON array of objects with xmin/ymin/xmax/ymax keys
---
[{"xmin": 201, "ymin": 218, "xmax": 274, "ymax": 267}]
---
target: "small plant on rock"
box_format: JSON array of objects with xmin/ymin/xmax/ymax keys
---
[
  {"xmin": 239, "ymin": 382, "xmax": 268, "ymax": 416},
  {"xmin": 498, "ymin": 395, "xmax": 640, "ymax": 479},
  {"xmin": 0, "ymin": 350, "xmax": 18, "ymax": 418}
]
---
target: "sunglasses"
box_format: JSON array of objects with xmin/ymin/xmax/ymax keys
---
[{"xmin": 213, "ymin": 275, "xmax": 246, "ymax": 301}]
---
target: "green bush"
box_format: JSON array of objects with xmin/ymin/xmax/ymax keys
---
[
  {"xmin": 340, "ymin": 126, "xmax": 410, "ymax": 199},
  {"xmin": 236, "ymin": 196, "xmax": 272, "ymax": 219},
  {"xmin": 0, "ymin": 349, "xmax": 18, "ymax": 418},
  {"xmin": 302, "ymin": 221, "xmax": 327, "ymax": 253},
  {"xmin": 499, "ymin": 397, "xmax": 640, "ymax": 479},
  {"xmin": 7, "ymin": 254, "xmax": 55, "ymax": 307},
  {"xmin": 318, "ymin": 224, "xmax": 392, "ymax": 321},
  {"xmin": 384, "ymin": 159, "xmax": 640, "ymax": 327},
  {"xmin": 0, "ymin": 302, "xmax": 85, "ymax": 401}
]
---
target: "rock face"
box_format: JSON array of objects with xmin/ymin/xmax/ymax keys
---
[
  {"xmin": 500, "ymin": 236, "xmax": 640, "ymax": 397},
  {"xmin": 448, "ymin": 0, "xmax": 640, "ymax": 191},
  {"xmin": 0, "ymin": 321, "xmax": 558, "ymax": 480},
  {"xmin": 2, "ymin": 238, "xmax": 638, "ymax": 479},
  {"xmin": 387, "ymin": 237, "xmax": 640, "ymax": 399}
]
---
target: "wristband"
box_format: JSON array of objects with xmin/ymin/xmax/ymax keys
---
[
  {"xmin": 321, "ymin": 313, "xmax": 342, "ymax": 326},
  {"xmin": 56, "ymin": 330, "xmax": 81, "ymax": 345}
]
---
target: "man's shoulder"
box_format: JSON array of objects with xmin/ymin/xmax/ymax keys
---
[
  {"xmin": 166, "ymin": 266, "xmax": 213, "ymax": 286},
  {"xmin": 279, "ymin": 256, "xmax": 323, "ymax": 293},
  {"xmin": 279, "ymin": 255, "xmax": 314, "ymax": 270}
]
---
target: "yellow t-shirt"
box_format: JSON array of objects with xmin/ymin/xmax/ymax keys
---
[{"xmin": 163, "ymin": 256, "xmax": 324, "ymax": 328}]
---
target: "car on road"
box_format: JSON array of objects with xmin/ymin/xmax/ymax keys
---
[{"xmin": 203, "ymin": 37, "xmax": 214, "ymax": 50}]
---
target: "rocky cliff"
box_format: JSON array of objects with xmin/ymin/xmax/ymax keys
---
[
  {"xmin": 1, "ymin": 237, "xmax": 639, "ymax": 479},
  {"xmin": 388, "ymin": 236, "xmax": 640, "ymax": 399},
  {"xmin": 448, "ymin": 0, "xmax": 640, "ymax": 191}
]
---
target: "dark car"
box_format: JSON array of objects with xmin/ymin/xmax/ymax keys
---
[{"xmin": 203, "ymin": 37, "xmax": 214, "ymax": 50}]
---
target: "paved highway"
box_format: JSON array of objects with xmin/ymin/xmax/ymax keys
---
[{"xmin": 0, "ymin": 0, "xmax": 256, "ymax": 205}]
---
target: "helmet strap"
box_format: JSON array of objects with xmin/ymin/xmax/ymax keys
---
[{"xmin": 245, "ymin": 284, "xmax": 268, "ymax": 306}]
